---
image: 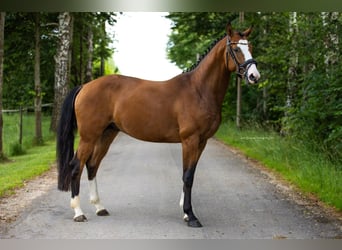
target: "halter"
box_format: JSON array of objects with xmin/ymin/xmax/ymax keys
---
[{"xmin": 226, "ymin": 37, "xmax": 258, "ymax": 83}]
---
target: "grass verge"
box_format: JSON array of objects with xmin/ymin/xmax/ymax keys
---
[
  {"xmin": 2, "ymin": 113, "xmax": 54, "ymax": 156},
  {"xmin": 0, "ymin": 139, "xmax": 56, "ymax": 197},
  {"xmin": 215, "ymin": 122, "xmax": 342, "ymax": 211},
  {"xmin": 0, "ymin": 113, "xmax": 56, "ymax": 197}
]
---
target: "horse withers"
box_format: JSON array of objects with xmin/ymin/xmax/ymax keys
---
[{"xmin": 57, "ymin": 23, "xmax": 260, "ymax": 227}]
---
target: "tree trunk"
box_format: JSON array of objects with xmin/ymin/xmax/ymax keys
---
[
  {"xmin": 79, "ymin": 25, "xmax": 84, "ymax": 84},
  {"xmin": 0, "ymin": 12, "xmax": 5, "ymax": 159},
  {"xmin": 322, "ymin": 12, "xmax": 339, "ymax": 73},
  {"xmin": 85, "ymin": 28, "xmax": 93, "ymax": 83},
  {"xmin": 51, "ymin": 12, "xmax": 73, "ymax": 132},
  {"xmin": 236, "ymin": 77, "xmax": 241, "ymax": 129},
  {"xmin": 34, "ymin": 13, "xmax": 43, "ymax": 144},
  {"xmin": 281, "ymin": 12, "xmax": 298, "ymax": 135},
  {"xmin": 287, "ymin": 12, "xmax": 298, "ymax": 106},
  {"xmin": 100, "ymin": 20, "xmax": 106, "ymax": 76}
]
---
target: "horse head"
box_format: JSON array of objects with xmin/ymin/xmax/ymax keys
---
[{"xmin": 226, "ymin": 23, "xmax": 260, "ymax": 84}]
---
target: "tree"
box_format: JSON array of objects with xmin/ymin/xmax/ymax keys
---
[
  {"xmin": 2, "ymin": 13, "xmax": 57, "ymax": 110},
  {"xmin": 166, "ymin": 13, "xmax": 238, "ymax": 71},
  {"xmin": 1, "ymin": 12, "xmax": 117, "ymax": 140},
  {"xmin": 0, "ymin": 12, "xmax": 5, "ymax": 159},
  {"xmin": 166, "ymin": 12, "xmax": 262, "ymax": 124},
  {"xmin": 85, "ymin": 26, "xmax": 93, "ymax": 82},
  {"xmin": 92, "ymin": 13, "xmax": 116, "ymax": 78},
  {"xmin": 51, "ymin": 12, "xmax": 73, "ymax": 132},
  {"xmin": 166, "ymin": 12, "xmax": 342, "ymax": 161},
  {"xmin": 34, "ymin": 12, "xmax": 43, "ymax": 144}
]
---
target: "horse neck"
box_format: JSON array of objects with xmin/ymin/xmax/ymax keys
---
[{"xmin": 189, "ymin": 37, "xmax": 231, "ymax": 108}]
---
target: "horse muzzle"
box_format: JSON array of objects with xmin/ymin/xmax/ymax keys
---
[{"xmin": 246, "ymin": 63, "xmax": 260, "ymax": 84}]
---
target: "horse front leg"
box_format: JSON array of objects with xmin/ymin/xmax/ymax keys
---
[{"xmin": 180, "ymin": 136, "xmax": 207, "ymax": 227}]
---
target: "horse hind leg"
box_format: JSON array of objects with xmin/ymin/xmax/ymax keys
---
[
  {"xmin": 70, "ymin": 140, "xmax": 95, "ymax": 222},
  {"xmin": 86, "ymin": 124, "xmax": 119, "ymax": 217}
]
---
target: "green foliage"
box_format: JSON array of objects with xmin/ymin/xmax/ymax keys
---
[
  {"xmin": 9, "ymin": 142, "xmax": 25, "ymax": 156},
  {"xmin": 3, "ymin": 13, "xmax": 57, "ymax": 109},
  {"xmin": 3, "ymin": 12, "xmax": 117, "ymax": 110},
  {"xmin": 166, "ymin": 12, "xmax": 342, "ymax": 163},
  {"xmin": 2, "ymin": 113, "xmax": 54, "ymax": 157},
  {"xmin": 70, "ymin": 12, "xmax": 117, "ymax": 85},
  {"xmin": 280, "ymin": 13, "xmax": 342, "ymax": 161},
  {"xmin": 166, "ymin": 12, "xmax": 238, "ymax": 70}
]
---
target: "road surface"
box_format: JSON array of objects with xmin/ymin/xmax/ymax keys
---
[{"xmin": 1, "ymin": 133, "xmax": 341, "ymax": 238}]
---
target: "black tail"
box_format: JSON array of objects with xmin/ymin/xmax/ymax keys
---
[{"xmin": 57, "ymin": 86, "xmax": 82, "ymax": 191}]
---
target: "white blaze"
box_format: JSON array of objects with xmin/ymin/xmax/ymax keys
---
[
  {"xmin": 237, "ymin": 39, "xmax": 252, "ymax": 60},
  {"xmin": 237, "ymin": 39, "xmax": 260, "ymax": 83}
]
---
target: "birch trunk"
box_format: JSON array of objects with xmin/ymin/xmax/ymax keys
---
[
  {"xmin": 51, "ymin": 12, "xmax": 73, "ymax": 132},
  {"xmin": 287, "ymin": 12, "xmax": 298, "ymax": 108},
  {"xmin": 322, "ymin": 12, "xmax": 339, "ymax": 73}
]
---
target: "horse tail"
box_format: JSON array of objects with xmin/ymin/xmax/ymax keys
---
[{"xmin": 57, "ymin": 86, "xmax": 82, "ymax": 191}]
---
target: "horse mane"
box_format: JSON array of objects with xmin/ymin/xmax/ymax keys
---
[{"xmin": 183, "ymin": 33, "xmax": 227, "ymax": 73}]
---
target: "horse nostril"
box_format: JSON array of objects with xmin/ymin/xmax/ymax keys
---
[{"xmin": 249, "ymin": 74, "xmax": 258, "ymax": 83}]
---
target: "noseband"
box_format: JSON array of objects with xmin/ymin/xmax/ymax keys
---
[{"xmin": 226, "ymin": 37, "xmax": 258, "ymax": 83}]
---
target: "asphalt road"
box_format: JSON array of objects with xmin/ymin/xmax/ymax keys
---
[{"xmin": 1, "ymin": 133, "xmax": 341, "ymax": 239}]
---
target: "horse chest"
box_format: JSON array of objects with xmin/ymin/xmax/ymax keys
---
[
  {"xmin": 188, "ymin": 104, "xmax": 221, "ymax": 139},
  {"xmin": 203, "ymin": 112, "xmax": 221, "ymax": 138}
]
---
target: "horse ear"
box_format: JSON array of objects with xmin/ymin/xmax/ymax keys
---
[
  {"xmin": 226, "ymin": 22, "xmax": 233, "ymax": 37},
  {"xmin": 242, "ymin": 26, "xmax": 253, "ymax": 37}
]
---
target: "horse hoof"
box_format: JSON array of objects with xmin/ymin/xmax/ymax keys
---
[
  {"xmin": 96, "ymin": 209, "xmax": 109, "ymax": 216},
  {"xmin": 74, "ymin": 214, "xmax": 87, "ymax": 222},
  {"xmin": 188, "ymin": 219, "xmax": 203, "ymax": 228}
]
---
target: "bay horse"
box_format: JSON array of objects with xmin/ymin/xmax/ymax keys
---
[{"xmin": 57, "ymin": 23, "xmax": 260, "ymax": 227}]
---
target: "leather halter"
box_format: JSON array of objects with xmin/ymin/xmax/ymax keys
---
[{"xmin": 226, "ymin": 37, "xmax": 258, "ymax": 83}]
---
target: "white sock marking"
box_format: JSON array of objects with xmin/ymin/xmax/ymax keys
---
[
  {"xmin": 70, "ymin": 195, "xmax": 84, "ymax": 218},
  {"xmin": 89, "ymin": 178, "xmax": 106, "ymax": 213},
  {"xmin": 179, "ymin": 191, "xmax": 184, "ymax": 207}
]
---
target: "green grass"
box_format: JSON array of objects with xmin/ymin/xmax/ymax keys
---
[
  {"xmin": 0, "ymin": 113, "xmax": 56, "ymax": 197},
  {"xmin": 215, "ymin": 122, "xmax": 342, "ymax": 211},
  {"xmin": 0, "ymin": 140, "xmax": 56, "ymax": 196},
  {"xmin": 2, "ymin": 113, "xmax": 54, "ymax": 156}
]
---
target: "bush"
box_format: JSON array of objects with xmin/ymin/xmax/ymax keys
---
[{"xmin": 9, "ymin": 142, "xmax": 26, "ymax": 156}]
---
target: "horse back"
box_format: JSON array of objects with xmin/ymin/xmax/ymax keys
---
[{"xmin": 74, "ymin": 74, "xmax": 184, "ymax": 142}]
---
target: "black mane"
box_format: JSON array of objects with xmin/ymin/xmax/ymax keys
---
[{"xmin": 183, "ymin": 33, "xmax": 227, "ymax": 73}]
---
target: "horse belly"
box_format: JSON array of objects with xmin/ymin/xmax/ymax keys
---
[{"xmin": 114, "ymin": 104, "xmax": 180, "ymax": 143}]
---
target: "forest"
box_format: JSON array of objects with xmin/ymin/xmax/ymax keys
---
[
  {"xmin": 166, "ymin": 12, "xmax": 342, "ymax": 164},
  {"xmin": 0, "ymin": 12, "xmax": 117, "ymax": 157},
  {"xmin": 0, "ymin": 12, "xmax": 341, "ymax": 165}
]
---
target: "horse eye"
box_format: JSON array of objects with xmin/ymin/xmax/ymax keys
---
[{"xmin": 233, "ymin": 47, "xmax": 240, "ymax": 52}]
